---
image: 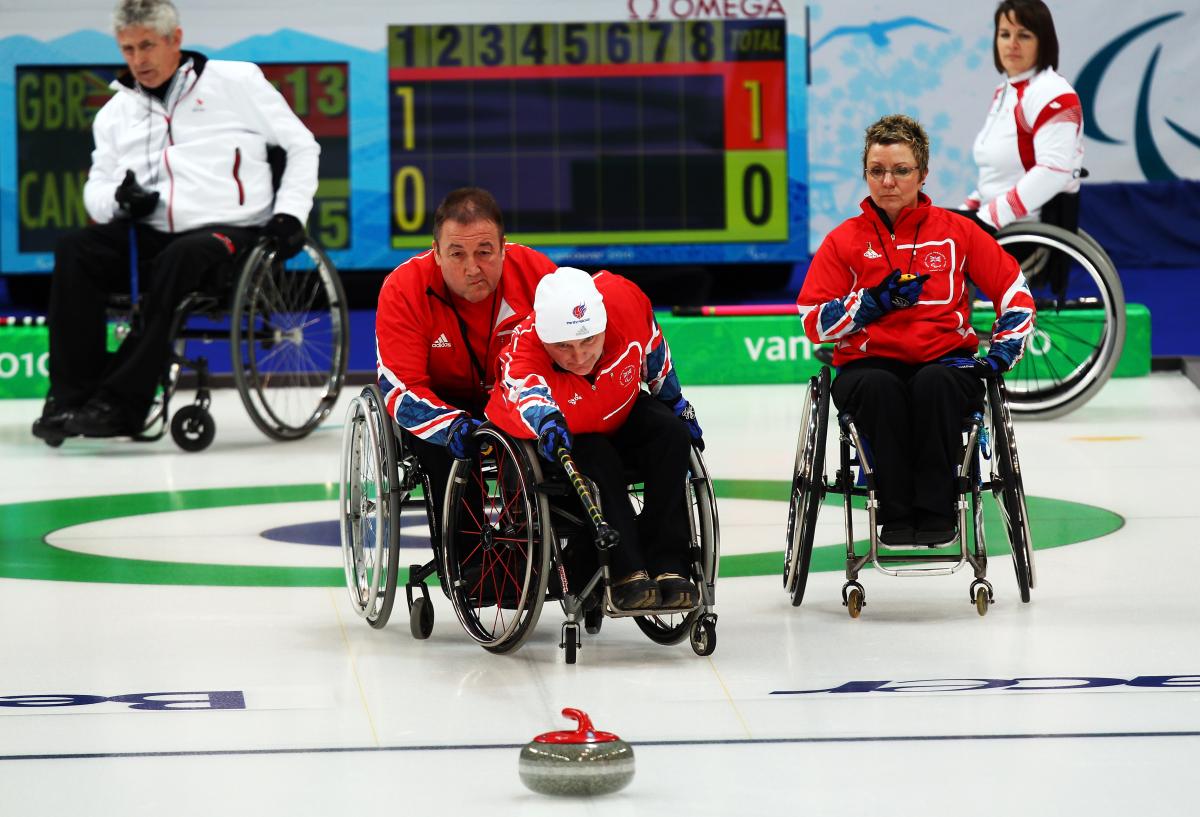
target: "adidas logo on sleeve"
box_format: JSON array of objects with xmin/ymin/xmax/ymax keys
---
[{"xmin": 431, "ymin": 333, "xmax": 452, "ymax": 349}]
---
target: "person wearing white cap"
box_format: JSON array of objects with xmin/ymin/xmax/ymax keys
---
[{"xmin": 487, "ymin": 267, "xmax": 705, "ymax": 611}]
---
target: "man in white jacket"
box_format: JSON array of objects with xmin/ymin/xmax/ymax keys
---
[{"xmin": 33, "ymin": 0, "xmax": 319, "ymax": 442}]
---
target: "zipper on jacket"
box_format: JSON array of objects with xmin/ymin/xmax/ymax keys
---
[{"xmin": 232, "ymin": 148, "xmax": 245, "ymax": 205}]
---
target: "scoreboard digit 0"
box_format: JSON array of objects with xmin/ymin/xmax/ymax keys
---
[{"xmin": 387, "ymin": 19, "xmax": 788, "ymax": 251}]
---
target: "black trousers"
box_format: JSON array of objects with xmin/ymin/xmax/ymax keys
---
[
  {"xmin": 406, "ymin": 397, "xmax": 485, "ymax": 559},
  {"xmin": 47, "ymin": 221, "xmax": 257, "ymax": 425},
  {"xmin": 831, "ymin": 358, "xmax": 983, "ymax": 524},
  {"xmin": 568, "ymin": 392, "xmax": 692, "ymax": 578}
]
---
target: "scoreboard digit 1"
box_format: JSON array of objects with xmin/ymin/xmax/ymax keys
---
[{"xmin": 387, "ymin": 18, "xmax": 787, "ymax": 249}]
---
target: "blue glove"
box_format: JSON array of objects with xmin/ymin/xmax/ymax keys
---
[
  {"xmin": 671, "ymin": 396, "xmax": 705, "ymax": 451},
  {"xmin": 537, "ymin": 412, "xmax": 572, "ymax": 463},
  {"xmin": 938, "ymin": 355, "xmax": 1003, "ymax": 378},
  {"xmin": 447, "ymin": 415, "xmax": 482, "ymax": 459},
  {"xmin": 860, "ymin": 270, "xmax": 930, "ymax": 321}
]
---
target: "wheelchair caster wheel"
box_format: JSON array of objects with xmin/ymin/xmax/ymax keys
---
[
  {"xmin": 974, "ymin": 587, "xmax": 990, "ymax": 616},
  {"xmin": 690, "ymin": 614, "xmax": 717, "ymax": 657},
  {"xmin": 843, "ymin": 583, "xmax": 865, "ymax": 618},
  {"xmin": 970, "ymin": 580, "xmax": 993, "ymax": 617},
  {"xmin": 409, "ymin": 595, "xmax": 434, "ymax": 639},
  {"xmin": 561, "ymin": 623, "xmax": 580, "ymax": 665},
  {"xmin": 170, "ymin": 405, "xmax": 215, "ymax": 451}
]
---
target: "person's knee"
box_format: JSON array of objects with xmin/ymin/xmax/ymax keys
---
[
  {"xmin": 52, "ymin": 227, "xmax": 108, "ymax": 277},
  {"xmin": 571, "ymin": 433, "xmax": 622, "ymax": 474},
  {"xmin": 910, "ymin": 364, "xmax": 977, "ymax": 412},
  {"xmin": 835, "ymin": 369, "xmax": 907, "ymax": 420}
]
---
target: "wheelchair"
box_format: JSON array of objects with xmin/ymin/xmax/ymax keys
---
[
  {"xmin": 783, "ymin": 366, "xmax": 1034, "ymax": 617},
  {"xmin": 136, "ymin": 236, "xmax": 348, "ymax": 451},
  {"xmin": 987, "ymin": 191, "xmax": 1125, "ymax": 419},
  {"xmin": 339, "ymin": 385, "xmax": 720, "ymax": 664}
]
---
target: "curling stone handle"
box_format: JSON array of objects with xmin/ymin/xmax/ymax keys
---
[{"xmin": 561, "ymin": 707, "xmax": 595, "ymax": 734}]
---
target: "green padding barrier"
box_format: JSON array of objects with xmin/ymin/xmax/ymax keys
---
[
  {"xmin": 0, "ymin": 305, "xmax": 1153, "ymax": 395},
  {"xmin": 0, "ymin": 324, "xmax": 121, "ymax": 399},
  {"xmin": 659, "ymin": 304, "xmax": 1151, "ymax": 386}
]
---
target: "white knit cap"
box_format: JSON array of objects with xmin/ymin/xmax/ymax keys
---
[{"xmin": 534, "ymin": 267, "xmax": 607, "ymax": 343}]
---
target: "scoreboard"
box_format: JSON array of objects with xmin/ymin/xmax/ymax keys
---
[
  {"xmin": 13, "ymin": 62, "xmax": 351, "ymax": 254},
  {"xmin": 3, "ymin": 10, "xmax": 804, "ymax": 273},
  {"xmin": 387, "ymin": 19, "xmax": 794, "ymax": 257}
]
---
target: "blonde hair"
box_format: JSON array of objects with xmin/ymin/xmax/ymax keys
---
[{"xmin": 862, "ymin": 114, "xmax": 930, "ymax": 174}]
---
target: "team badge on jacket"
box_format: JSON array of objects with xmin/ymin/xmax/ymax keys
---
[
  {"xmin": 922, "ymin": 250, "xmax": 948, "ymax": 271},
  {"xmin": 863, "ymin": 243, "xmax": 882, "ymax": 259}
]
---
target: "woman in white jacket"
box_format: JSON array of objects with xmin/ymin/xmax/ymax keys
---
[{"xmin": 963, "ymin": 0, "xmax": 1084, "ymax": 231}]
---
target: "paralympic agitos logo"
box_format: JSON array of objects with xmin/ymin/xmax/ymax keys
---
[
  {"xmin": 1076, "ymin": 12, "xmax": 1199, "ymax": 181},
  {"xmin": 772, "ymin": 675, "xmax": 1200, "ymax": 695}
]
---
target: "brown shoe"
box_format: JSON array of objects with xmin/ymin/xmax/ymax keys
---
[
  {"xmin": 655, "ymin": 573, "xmax": 699, "ymax": 609},
  {"xmin": 611, "ymin": 570, "xmax": 659, "ymax": 610}
]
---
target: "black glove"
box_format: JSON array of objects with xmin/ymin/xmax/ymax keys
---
[
  {"xmin": 536, "ymin": 412, "xmax": 572, "ymax": 464},
  {"xmin": 262, "ymin": 213, "xmax": 307, "ymax": 260},
  {"xmin": 114, "ymin": 169, "xmax": 159, "ymax": 220},
  {"xmin": 938, "ymin": 355, "xmax": 1003, "ymax": 378},
  {"xmin": 861, "ymin": 270, "xmax": 930, "ymax": 321}
]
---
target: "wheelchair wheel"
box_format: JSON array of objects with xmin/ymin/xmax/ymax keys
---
[
  {"xmin": 443, "ymin": 425, "xmax": 551, "ymax": 654},
  {"xmin": 339, "ymin": 385, "xmax": 402, "ymax": 628},
  {"xmin": 992, "ymin": 222, "xmax": 1124, "ymax": 419},
  {"xmin": 784, "ymin": 366, "xmax": 829, "ymax": 607},
  {"xmin": 987, "ymin": 378, "xmax": 1035, "ymax": 603},
  {"xmin": 231, "ymin": 239, "xmax": 348, "ymax": 440},
  {"xmin": 635, "ymin": 445, "xmax": 721, "ymax": 646},
  {"xmin": 170, "ymin": 404, "xmax": 216, "ymax": 452}
]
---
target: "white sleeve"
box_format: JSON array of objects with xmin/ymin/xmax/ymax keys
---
[
  {"xmin": 232, "ymin": 65, "xmax": 320, "ymax": 223},
  {"xmin": 981, "ymin": 119, "xmax": 1077, "ymax": 228}
]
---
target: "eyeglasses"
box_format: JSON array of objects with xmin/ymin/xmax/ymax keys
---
[{"xmin": 866, "ymin": 166, "xmax": 919, "ymax": 181}]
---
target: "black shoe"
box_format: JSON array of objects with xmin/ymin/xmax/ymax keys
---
[
  {"xmin": 655, "ymin": 573, "xmax": 699, "ymax": 609},
  {"xmin": 64, "ymin": 398, "xmax": 138, "ymax": 438},
  {"xmin": 915, "ymin": 513, "xmax": 957, "ymax": 546},
  {"xmin": 32, "ymin": 398, "xmax": 78, "ymax": 445},
  {"xmin": 610, "ymin": 570, "xmax": 659, "ymax": 611},
  {"xmin": 878, "ymin": 522, "xmax": 916, "ymax": 546}
]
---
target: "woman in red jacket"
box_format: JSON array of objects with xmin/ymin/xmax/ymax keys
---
[{"xmin": 796, "ymin": 114, "xmax": 1035, "ymax": 546}]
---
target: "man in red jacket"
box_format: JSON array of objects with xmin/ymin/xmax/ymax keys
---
[
  {"xmin": 375, "ymin": 187, "xmax": 556, "ymax": 536},
  {"xmin": 487, "ymin": 267, "xmax": 705, "ymax": 610}
]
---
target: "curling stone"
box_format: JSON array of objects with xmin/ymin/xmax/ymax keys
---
[{"xmin": 519, "ymin": 708, "xmax": 634, "ymax": 796}]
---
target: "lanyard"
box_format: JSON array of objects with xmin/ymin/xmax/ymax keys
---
[
  {"xmin": 426, "ymin": 286, "xmax": 500, "ymax": 394},
  {"xmin": 870, "ymin": 217, "xmax": 922, "ymax": 279}
]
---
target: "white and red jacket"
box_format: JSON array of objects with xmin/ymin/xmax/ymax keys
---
[
  {"xmin": 376, "ymin": 243, "xmax": 556, "ymax": 445},
  {"xmin": 797, "ymin": 194, "xmax": 1035, "ymax": 368},
  {"xmin": 487, "ymin": 272, "xmax": 682, "ymax": 439},
  {"xmin": 83, "ymin": 51, "xmax": 319, "ymax": 233},
  {"xmin": 964, "ymin": 66, "xmax": 1084, "ymax": 229}
]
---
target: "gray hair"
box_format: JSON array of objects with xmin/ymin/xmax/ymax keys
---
[{"xmin": 112, "ymin": 0, "xmax": 180, "ymax": 36}]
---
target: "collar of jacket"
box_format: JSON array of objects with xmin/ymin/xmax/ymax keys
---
[
  {"xmin": 1004, "ymin": 67, "xmax": 1037, "ymax": 86},
  {"xmin": 859, "ymin": 191, "xmax": 932, "ymax": 234},
  {"xmin": 116, "ymin": 49, "xmax": 208, "ymax": 90}
]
